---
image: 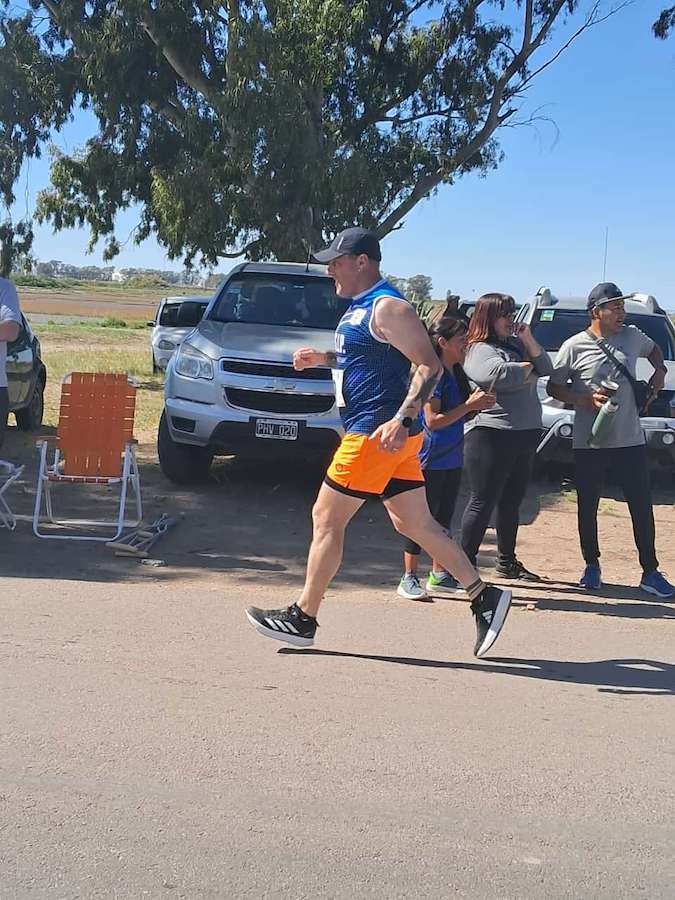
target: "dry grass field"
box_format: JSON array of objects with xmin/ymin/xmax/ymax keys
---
[
  {"xmin": 19, "ymin": 282, "xmax": 210, "ymax": 322},
  {"xmin": 37, "ymin": 322, "xmax": 164, "ymax": 444},
  {"xmin": 19, "ymin": 284, "xmax": 211, "ymax": 445}
]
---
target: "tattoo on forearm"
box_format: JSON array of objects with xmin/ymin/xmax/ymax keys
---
[{"xmin": 397, "ymin": 366, "xmax": 442, "ymax": 418}]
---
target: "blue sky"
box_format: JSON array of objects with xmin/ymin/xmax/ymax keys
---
[{"xmin": 11, "ymin": 0, "xmax": 675, "ymax": 308}]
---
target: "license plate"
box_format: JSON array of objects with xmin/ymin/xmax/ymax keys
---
[{"xmin": 254, "ymin": 418, "xmax": 299, "ymax": 441}]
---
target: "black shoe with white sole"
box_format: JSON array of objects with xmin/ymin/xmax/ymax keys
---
[
  {"xmin": 245, "ymin": 603, "xmax": 317, "ymax": 647},
  {"xmin": 471, "ymin": 586, "xmax": 512, "ymax": 658},
  {"xmin": 495, "ymin": 558, "xmax": 541, "ymax": 582}
]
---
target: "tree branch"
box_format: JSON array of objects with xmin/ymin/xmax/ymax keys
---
[
  {"xmin": 375, "ymin": 0, "xmax": 569, "ymax": 236},
  {"xmin": 147, "ymin": 98, "xmax": 187, "ymax": 133},
  {"xmin": 382, "ymin": 107, "xmax": 463, "ymax": 126},
  {"xmin": 345, "ymin": 0, "xmax": 488, "ymax": 138},
  {"xmin": 518, "ymin": 1, "xmax": 631, "ymax": 91},
  {"xmin": 217, "ymin": 237, "xmax": 261, "ymax": 258},
  {"xmin": 522, "ymin": 0, "xmax": 534, "ymax": 53},
  {"xmin": 226, "ymin": 0, "xmax": 242, "ymax": 82},
  {"xmin": 140, "ymin": 9, "xmax": 219, "ymax": 106}
]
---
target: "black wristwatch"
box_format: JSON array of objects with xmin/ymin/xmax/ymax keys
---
[{"xmin": 395, "ymin": 413, "xmax": 413, "ymax": 429}]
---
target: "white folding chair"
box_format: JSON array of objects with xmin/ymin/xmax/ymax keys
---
[{"xmin": 0, "ymin": 460, "xmax": 25, "ymax": 530}]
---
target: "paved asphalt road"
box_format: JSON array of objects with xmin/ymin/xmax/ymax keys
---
[{"xmin": 1, "ymin": 571, "xmax": 674, "ymax": 899}]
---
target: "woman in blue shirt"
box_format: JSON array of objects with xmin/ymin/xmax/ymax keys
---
[{"xmin": 397, "ymin": 316, "xmax": 496, "ymax": 600}]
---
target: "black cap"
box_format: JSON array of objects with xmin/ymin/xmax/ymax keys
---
[
  {"xmin": 313, "ymin": 227, "xmax": 381, "ymax": 263},
  {"xmin": 587, "ymin": 282, "xmax": 630, "ymax": 310}
]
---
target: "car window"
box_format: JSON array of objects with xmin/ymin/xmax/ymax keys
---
[
  {"xmin": 159, "ymin": 302, "xmax": 207, "ymax": 326},
  {"xmin": 531, "ymin": 309, "xmax": 675, "ymax": 360},
  {"xmin": 209, "ymin": 275, "xmax": 350, "ymax": 330}
]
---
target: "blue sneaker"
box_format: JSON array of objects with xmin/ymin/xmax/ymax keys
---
[
  {"xmin": 639, "ymin": 571, "xmax": 675, "ymax": 599},
  {"xmin": 397, "ymin": 573, "xmax": 428, "ymax": 601},
  {"xmin": 580, "ymin": 563, "xmax": 602, "ymax": 590}
]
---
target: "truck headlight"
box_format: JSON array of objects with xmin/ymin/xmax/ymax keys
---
[
  {"xmin": 158, "ymin": 339, "xmax": 175, "ymax": 350},
  {"xmin": 174, "ymin": 342, "xmax": 214, "ymax": 380}
]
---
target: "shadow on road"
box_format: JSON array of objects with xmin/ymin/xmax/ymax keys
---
[
  {"xmin": 497, "ymin": 580, "xmax": 675, "ymax": 619},
  {"xmin": 279, "ymin": 649, "xmax": 675, "ymax": 696}
]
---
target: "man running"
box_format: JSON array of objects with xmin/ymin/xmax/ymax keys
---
[{"xmin": 245, "ymin": 228, "xmax": 512, "ymax": 657}]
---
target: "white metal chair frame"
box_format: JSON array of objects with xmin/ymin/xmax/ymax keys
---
[
  {"xmin": 33, "ymin": 439, "xmax": 142, "ymax": 542},
  {"xmin": 0, "ymin": 460, "xmax": 24, "ymax": 531}
]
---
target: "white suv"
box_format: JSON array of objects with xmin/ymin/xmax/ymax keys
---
[
  {"xmin": 149, "ymin": 295, "xmax": 209, "ymax": 372},
  {"xmin": 158, "ymin": 262, "xmax": 347, "ymax": 483}
]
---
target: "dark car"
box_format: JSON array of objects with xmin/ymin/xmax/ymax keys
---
[{"xmin": 6, "ymin": 314, "xmax": 47, "ymax": 430}]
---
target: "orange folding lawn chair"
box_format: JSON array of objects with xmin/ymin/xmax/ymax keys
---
[{"xmin": 33, "ymin": 372, "xmax": 143, "ymax": 541}]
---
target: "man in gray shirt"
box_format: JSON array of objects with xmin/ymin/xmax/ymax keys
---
[
  {"xmin": 0, "ymin": 277, "xmax": 22, "ymax": 451},
  {"xmin": 547, "ymin": 281, "xmax": 672, "ymax": 598}
]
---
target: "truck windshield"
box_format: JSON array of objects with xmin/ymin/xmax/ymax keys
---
[
  {"xmin": 209, "ymin": 274, "xmax": 350, "ymax": 330},
  {"xmin": 531, "ymin": 309, "xmax": 675, "ymax": 360}
]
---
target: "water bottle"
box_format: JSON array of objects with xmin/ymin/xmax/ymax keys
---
[{"xmin": 589, "ymin": 379, "xmax": 619, "ymax": 448}]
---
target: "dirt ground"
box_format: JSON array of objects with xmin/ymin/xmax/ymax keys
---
[{"xmin": 2, "ymin": 424, "xmax": 674, "ymax": 614}]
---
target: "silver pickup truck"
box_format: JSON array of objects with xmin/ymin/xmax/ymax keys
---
[{"xmin": 158, "ymin": 262, "xmax": 348, "ymax": 483}]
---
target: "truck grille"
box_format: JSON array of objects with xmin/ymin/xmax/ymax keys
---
[
  {"xmin": 225, "ymin": 388, "xmax": 335, "ymax": 414},
  {"xmin": 221, "ymin": 359, "xmax": 331, "ymax": 381}
]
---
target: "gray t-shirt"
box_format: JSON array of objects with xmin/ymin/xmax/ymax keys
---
[
  {"xmin": 0, "ymin": 278, "xmax": 22, "ymax": 389},
  {"xmin": 464, "ymin": 338, "xmax": 553, "ymax": 431},
  {"xmin": 549, "ymin": 325, "xmax": 655, "ymax": 449}
]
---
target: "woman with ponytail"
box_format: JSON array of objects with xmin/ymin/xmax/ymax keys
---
[{"xmin": 397, "ymin": 315, "xmax": 496, "ymax": 600}]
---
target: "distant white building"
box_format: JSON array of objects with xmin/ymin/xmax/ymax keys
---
[{"xmin": 111, "ymin": 269, "xmax": 127, "ymax": 283}]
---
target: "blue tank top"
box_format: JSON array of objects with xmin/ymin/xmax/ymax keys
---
[
  {"xmin": 418, "ymin": 370, "xmax": 465, "ymax": 471},
  {"xmin": 333, "ymin": 279, "xmax": 412, "ymax": 435}
]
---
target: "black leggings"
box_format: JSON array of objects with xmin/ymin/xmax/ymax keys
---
[
  {"xmin": 404, "ymin": 467, "xmax": 462, "ymax": 556},
  {"xmin": 460, "ymin": 427, "xmax": 540, "ymax": 566}
]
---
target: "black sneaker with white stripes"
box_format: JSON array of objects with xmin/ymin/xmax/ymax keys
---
[
  {"xmin": 245, "ymin": 603, "xmax": 317, "ymax": 647},
  {"xmin": 470, "ymin": 585, "xmax": 512, "ymax": 658},
  {"xmin": 495, "ymin": 558, "xmax": 541, "ymax": 582}
]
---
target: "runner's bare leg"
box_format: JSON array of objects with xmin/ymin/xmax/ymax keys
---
[
  {"xmin": 384, "ymin": 487, "xmax": 482, "ymax": 593},
  {"xmin": 297, "ymin": 483, "xmax": 365, "ymax": 618}
]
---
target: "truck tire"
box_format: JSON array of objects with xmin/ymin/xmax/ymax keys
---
[
  {"xmin": 15, "ymin": 377, "xmax": 45, "ymax": 430},
  {"xmin": 157, "ymin": 410, "xmax": 213, "ymax": 484}
]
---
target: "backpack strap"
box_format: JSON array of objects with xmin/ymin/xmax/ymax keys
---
[{"xmin": 585, "ymin": 328, "xmax": 637, "ymax": 388}]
